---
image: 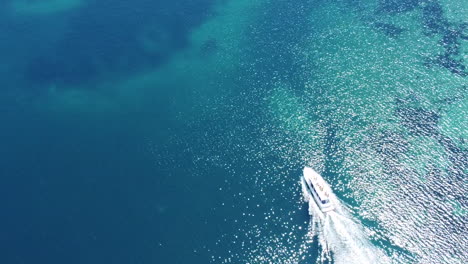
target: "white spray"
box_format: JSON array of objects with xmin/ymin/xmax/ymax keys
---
[{"xmin": 301, "ymin": 177, "xmax": 390, "ymax": 264}]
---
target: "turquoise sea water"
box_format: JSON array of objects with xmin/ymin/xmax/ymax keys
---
[{"xmin": 0, "ymin": 0, "xmax": 466, "ymax": 263}]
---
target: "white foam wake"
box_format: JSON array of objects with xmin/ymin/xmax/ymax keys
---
[{"xmin": 301, "ymin": 177, "xmax": 390, "ymax": 264}]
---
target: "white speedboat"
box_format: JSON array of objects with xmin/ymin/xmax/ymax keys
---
[{"xmin": 302, "ymin": 167, "xmax": 334, "ymax": 213}]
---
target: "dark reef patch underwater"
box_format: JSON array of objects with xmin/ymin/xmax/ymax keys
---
[
  {"xmin": 1, "ymin": 0, "xmax": 216, "ymax": 87},
  {"xmin": 0, "ymin": 0, "xmax": 466, "ymax": 263}
]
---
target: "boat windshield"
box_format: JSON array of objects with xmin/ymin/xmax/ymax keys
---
[{"xmin": 322, "ymin": 199, "xmax": 329, "ymax": 204}]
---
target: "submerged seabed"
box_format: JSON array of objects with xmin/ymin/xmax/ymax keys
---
[{"xmin": 0, "ymin": 0, "xmax": 466, "ymax": 263}]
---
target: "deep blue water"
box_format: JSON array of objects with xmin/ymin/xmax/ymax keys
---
[{"xmin": 1, "ymin": 0, "xmax": 466, "ymax": 263}]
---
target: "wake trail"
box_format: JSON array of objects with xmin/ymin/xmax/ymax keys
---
[{"xmin": 301, "ymin": 178, "xmax": 390, "ymax": 264}]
